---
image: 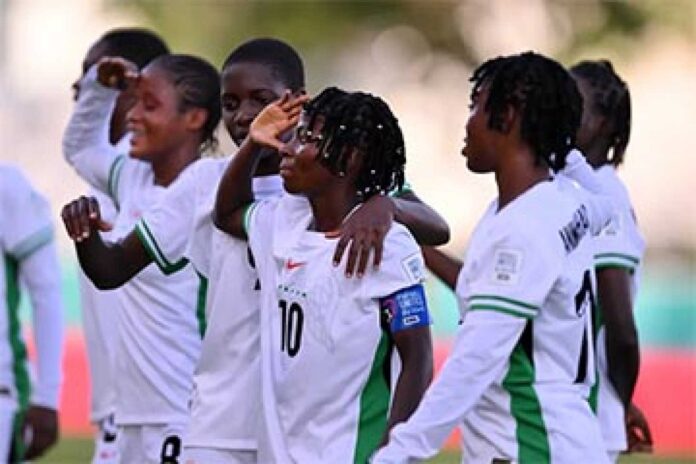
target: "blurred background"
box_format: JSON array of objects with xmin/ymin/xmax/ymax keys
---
[{"xmin": 0, "ymin": 0, "xmax": 694, "ymax": 461}]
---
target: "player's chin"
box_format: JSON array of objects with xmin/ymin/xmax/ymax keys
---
[{"xmin": 281, "ymin": 176, "xmax": 301, "ymax": 194}]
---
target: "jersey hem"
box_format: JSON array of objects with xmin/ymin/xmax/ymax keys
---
[{"xmin": 182, "ymin": 438, "xmax": 257, "ymax": 451}]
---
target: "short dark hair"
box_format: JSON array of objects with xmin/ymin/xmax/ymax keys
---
[
  {"xmin": 222, "ymin": 38, "xmax": 305, "ymax": 91},
  {"xmin": 99, "ymin": 28, "xmax": 169, "ymax": 70},
  {"xmin": 149, "ymin": 54, "xmax": 222, "ymax": 151},
  {"xmin": 570, "ymin": 60, "xmax": 631, "ymax": 166},
  {"xmin": 471, "ymin": 51, "xmax": 582, "ymax": 172},
  {"xmin": 304, "ymin": 87, "xmax": 405, "ymax": 200}
]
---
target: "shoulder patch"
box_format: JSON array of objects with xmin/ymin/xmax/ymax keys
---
[
  {"xmin": 401, "ymin": 252, "xmax": 425, "ymax": 283},
  {"xmin": 490, "ymin": 248, "xmax": 523, "ymax": 286}
]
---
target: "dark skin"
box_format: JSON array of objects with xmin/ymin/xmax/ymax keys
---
[
  {"xmin": 573, "ymin": 71, "xmax": 647, "ymax": 451},
  {"xmin": 213, "ymin": 92, "xmax": 432, "ymax": 443}
]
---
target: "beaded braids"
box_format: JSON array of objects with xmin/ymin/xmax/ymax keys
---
[
  {"xmin": 471, "ymin": 51, "xmax": 582, "ymax": 172},
  {"xmin": 570, "ymin": 60, "xmax": 631, "ymax": 166},
  {"xmin": 148, "ymin": 54, "xmax": 222, "ymax": 152},
  {"xmin": 302, "ymin": 87, "xmax": 406, "ymax": 200}
]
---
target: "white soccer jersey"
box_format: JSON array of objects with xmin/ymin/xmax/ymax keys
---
[
  {"xmin": 591, "ymin": 165, "xmax": 645, "ymax": 453},
  {"xmin": 134, "ymin": 157, "xmax": 285, "ymax": 450},
  {"xmin": 78, "ymin": 136, "xmax": 127, "ymax": 424},
  {"xmin": 0, "ymin": 165, "xmax": 63, "ymax": 412},
  {"xmin": 374, "ymin": 178, "xmax": 613, "ymax": 464},
  {"xmin": 245, "ymin": 194, "xmax": 429, "ymax": 464},
  {"xmin": 63, "ymin": 68, "xmax": 204, "ymax": 426}
]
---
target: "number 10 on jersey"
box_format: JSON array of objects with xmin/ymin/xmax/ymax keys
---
[{"xmin": 279, "ymin": 299, "xmax": 304, "ymax": 357}]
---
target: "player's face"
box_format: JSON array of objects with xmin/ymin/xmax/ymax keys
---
[
  {"xmin": 462, "ymin": 85, "xmax": 498, "ymax": 173},
  {"xmin": 278, "ymin": 115, "xmax": 334, "ymax": 195},
  {"xmin": 126, "ymin": 65, "xmax": 193, "ymax": 162},
  {"xmin": 221, "ymin": 62, "xmax": 288, "ymax": 146}
]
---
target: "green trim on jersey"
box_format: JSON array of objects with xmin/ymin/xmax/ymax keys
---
[
  {"xmin": 242, "ymin": 202, "xmax": 258, "ymax": 237},
  {"xmin": 4, "ymin": 255, "xmax": 31, "ymax": 460},
  {"xmin": 502, "ymin": 340, "xmax": 550, "ymax": 463},
  {"xmin": 595, "ymin": 262, "xmax": 636, "ymax": 272},
  {"xmin": 468, "ymin": 295, "xmax": 538, "ymax": 319},
  {"xmin": 135, "ymin": 220, "xmax": 189, "ymax": 275},
  {"xmin": 196, "ymin": 274, "xmax": 208, "ymax": 338},
  {"xmin": 588, "ymin": 300, "xmax": 605, "ymax": 413},
  {"xmin": 354, "ymin": 332, "xmax": 391, "ymax": 464},
  {"xmin": 10, "ymin": 226, "xmax": 52, "ymax": 261},
  {"xmin": 107, "ymin": 155, "xmax": 126, "ymax": 207},
  {"xmin": 594, "ymin": 253, "xmax": 639, "ymax": 269},
  {"xmin": 388, "ymin": 181, "xmax": 413, "ymax": 198}
]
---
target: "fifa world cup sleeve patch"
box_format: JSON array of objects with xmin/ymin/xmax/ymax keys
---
[
  {"xmin": 401, "ymin": 252, "xmax": 425, "ymax": 283},
  {"xmin": 380, "ymin": 284, "xmax": 431, "ymax": 333},
  {"xmin": 490, "ymin": 248, "xmax": 523, "ymax": 286}
]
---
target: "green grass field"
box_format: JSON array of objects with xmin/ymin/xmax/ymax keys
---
[{"xmin": 33, "ymin": 437, "xmax": 696, "ymax": 463}]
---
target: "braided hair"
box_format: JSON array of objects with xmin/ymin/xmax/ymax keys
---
[
  {"xmin": 470, "ymin": 51, "xmax": 582, "ymax": 172},
  {"xmin": 149, "ymin": 54, "xmax": 222, "ymax": 152},
  {"xmin": 570, "ymin": 60, "xmax": 631, "ymax": 166},
  {"xmin": 303, "ymin": 87, "xmax": 406, "ymax": 200}
]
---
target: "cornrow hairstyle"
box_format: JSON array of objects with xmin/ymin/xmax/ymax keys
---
[
  {"xmin": 303, "ymin": 87, "xmax": 406, "ymax": 200},
  {"xmin": 99, "ymin": 28, "xmax": 169, "ymax": 70},
  {"xmin": 222, "ymin": 38, "xmax": 305, "ymax": 91},
  {"xmin": 470, "ymin": 51, "xmax": 582, "ymax": 172},
  {"xmin": 149, "ymin": 54, "xmax": 222, "ymax": 152},
  {"xmin": 570, "ymin": 60, "xmax": 631, "ymax": 166}
]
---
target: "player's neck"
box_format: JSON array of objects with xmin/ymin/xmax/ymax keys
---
[
  {"xmin": 109, "ymin": 115, "xmax": 128, "ymax": 146},
  {"xmin": 253, "ymin": 150, "xmax": 280, "ymax": 177},
  {"xmin": 152, "ymin": 143, "xmax": 200, "ymax": 187},
  {"xmin": 495, "ymin": 147, "xmax": 550, "ymax": 211},
  {"xmin": 308, "ymin": 191, "xmax": 360, "ymax": 233},
  {"xmin": 581, "ymin": 142, "xmax": 610, "ymax": 169}
]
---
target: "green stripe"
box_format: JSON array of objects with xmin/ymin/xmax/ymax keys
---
[
  {"xmin": 594, "ymin": 253, "xmax": 639, "ymax": 265},
  {"xmin": 4, "ymin": 254, "xmax": 31, "ymax": 462},
  {"xmin": 354, "ymin": 332, "xmax": 391, "ymax": 464},
  {"xmin": 107, "ymin": 155, "xmax": 126, "ymax": 207},
  {"xmin": 502, "ymin": 340, "xmax": 550, "ymax": 463},
  {"xmin": 594, "ymin": 261, "xmax": 636, "ymax": 272},
  {"xmin": 10, "ymin": 226, "xmax": 53, "ymax": 261},
  {"xmin": 469, "ymin": 295, "xmax": 538, "ymax": 311},
  {"xmin": 135, "ymin": 220, "xmax": 188, "ymax": 275},
  {"xmin": 242, "ymin": 203, "xmax": 258, "ymax": 236},
  {"xmin": 469, "ymin": 304, "xmax": 535, "ymax": 319},
  {"xmin": 196, "ymin": 274, "xmax": 208, "ymax": 338},
  {"xmin": 388, "ymin": 181, "xmax": 413, "ymax": 198}
]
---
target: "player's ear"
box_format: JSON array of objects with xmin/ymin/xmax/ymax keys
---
[{"xmin": 185, "ymin": 107, "xmax": 208, "ymax": 132}]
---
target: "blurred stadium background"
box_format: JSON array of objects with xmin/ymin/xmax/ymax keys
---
[{"xmin": 0, "ymin": 0, "xmax": 694, "ymax": 461}]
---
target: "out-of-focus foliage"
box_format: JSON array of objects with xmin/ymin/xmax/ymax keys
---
[{"xmin": 105, "ymin": 0, "xmax": 695, "ymax": 69}]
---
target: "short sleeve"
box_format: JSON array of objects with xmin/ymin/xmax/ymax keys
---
[
  {"xmin": 1, "ymin": 167, "xmax": 54, "ymax": 260},
  {"xmin": 593, "ymin": 207, "xmax": 644, "ymax": 271},
  {"xmin": 135, "ymin": 168, "xmax": 197, "ymax": 275},
  {"xmin": 244, "ymin": 198, "xmax": 279, "ymax": 259},
  {"xmin": 462, "ymin": 229, "xmax": 560, "ymax": 320}
]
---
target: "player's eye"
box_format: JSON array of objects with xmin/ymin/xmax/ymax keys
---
[{"xmin": 297, "ymin": 126, "xmax": 323, "ymax": 145}]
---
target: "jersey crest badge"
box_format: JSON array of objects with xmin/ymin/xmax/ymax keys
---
[{"xmin": 491, "ymin": 248, "xmax": 522, "ymax": 285}]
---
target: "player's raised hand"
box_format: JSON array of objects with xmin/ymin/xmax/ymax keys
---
[
  {"xmin": 626, "ymin": 402, "xmax": 653, "ymax": 453},
  {"xmin": 333, "ymin": 194, "xmax": 395, "ymax": 278},
  {"xmin": 22, "ymin": 405, "xmax": 59, "ymax": 460},
  {"xmin": 249, "ymin": 91, "xmax": 309, "ymax": 150},
  {"xmin": 61, "ymin": 196, "xmax": 113, "ymax": 242},
  {"xmin": 96, "ymin": 56, "xmax": 139, "ymax": 91}
]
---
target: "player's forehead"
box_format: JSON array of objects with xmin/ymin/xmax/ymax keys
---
[
  {"xmin": 137, "ymin": 65, "xmax": 178, "ymax": 100},
  {"xmin": 221, "ymin": 61, "xmax": 286, "ymax": 96}
]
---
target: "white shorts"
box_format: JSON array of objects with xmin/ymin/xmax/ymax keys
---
[
  {"xmin": 91, "ymin": 414, "xmax": 119, "ymax": 464},
  {"xmin": 182, "ymin": 447, "xmax": 256, "ymax": 464},
  {"xmin": 0, "ymin": 395, "xmax": 16, "ymax": 462},
  {"xmin": 118, "ymin": 423, "xmax": 185, "ymax": 464}
]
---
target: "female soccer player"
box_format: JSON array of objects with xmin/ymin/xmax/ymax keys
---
[
  {"xmin": 61, "ymin": 53, "xmax": 220, "ymax": 463},
  {"xmin": 570, "ymin": 59, "xmax": 650, "ymax": 460},
  {"xmin": 214, "ymin": 88, "xmax": 434, "ymax": 463},
  {"xmin": 373, "ymin": 52, "xmax": 614, "ymax": 464},
  {"xmin": 68, "ymin": 28, "xmax": 168, "ymax": 464}
]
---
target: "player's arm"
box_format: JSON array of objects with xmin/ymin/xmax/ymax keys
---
[
  {"xmin": 61, "ymin": 196, "xmax": 151, "ymax": 289},
  {"xmin": 421, "ymin": 246, "xmax": 462, "ymax": 291},
  {"xmin": 62, "ymin": 58, "xmax": 138, "ymax": 196},
  {"xmin": 597, "ymin": 266, "xmax": 640, "ymax": 408},
  {"xmin": 214, "ymin": 91, "xmax": 307, "ymax": 238},
  {"xmin": 18, "ymin": 241, "xmax": 64, "ymax": 460},
  {"xmin": 373, "ymin": 310, "xmax": 527, "ymax": 463},
  {"xmin": 333, "ymin": 191, "xmax": 450, "ymax": 278},
  {"xmin": 380, "ymin": 285, "xmax": 433, "ymax": 445}
]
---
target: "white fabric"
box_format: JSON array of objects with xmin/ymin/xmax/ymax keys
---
[
  {"xmin": 181, "ymin": 447, "xmax": 256, "ymax": 464},
  {"xmin": 246, "ymin": 194, "xmax": 427, "ymax": 464},
  {"xmin": 374, "ymin": 178, "xmax": 611, "ymax": 464},
  {"xmin": 0, "ymin": 165, "xmax": 63, "ymax": 410},
  {"xmin": 0, "ymin": 395, "xmax": 16, "ymax": 461},
  {"xmin": 91, "ymin": 414, "xmax": 119, "ymax": 464},
  {"xmin": 118, "ymin": 423, "xmax": 185, "ymax": 464},
  {"xmin": 136, "ymin": 157, "xmax": 285, "ymax": 451},
  {"xmin": 78, "ymin": 137, "xmax": 127, "ymax": 423},
  {"xmin": 62, "ymin": 67, "xmax": 204, "ymax": 426},
  {"xmin": 592, "ymin": 165, "xmax": 646, "ymax": 453}
]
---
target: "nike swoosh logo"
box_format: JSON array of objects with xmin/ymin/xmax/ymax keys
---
[{"xmin": 286, "ymin": 260, "xmax": 306, "ymax": 270}]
